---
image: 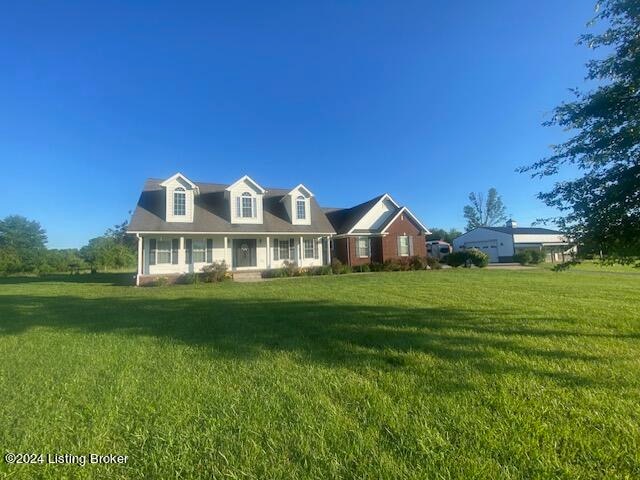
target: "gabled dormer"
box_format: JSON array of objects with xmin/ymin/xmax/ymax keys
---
[
  {"xmin": 225, "ymin": 175, "xmax": 265, "ymax": 224},
  {"xmin": 349, "ymin": 193, "xmax": 399, "ymax": 232},
  {"xmin": 282, "ymin": 184, "xmax": 313, "ymax": 225},
  {"xmin": 160, "ymin": 173, "xmax": 199, "ymax": 223}
]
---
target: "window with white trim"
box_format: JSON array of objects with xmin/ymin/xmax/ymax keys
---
[
  {"xmin": 398, "ymin": 236, "xmax": 410, "ymax": 256},
  {"xmin": 357, "ymin": 237, "xmax": 370, "ymax": 258},
  {"xmin": 278, "ymin": 239, "xmax": 291, "ymax": 260},
  {"xmin": 192, "ymin": 239, "xmax": 206, "ymax": 263},
  {"xmin": 304, "ymin": 239, "xmax": 315, "ymax": 258},
  {"xmin": 156, "ymin": 240, "xmax": 172, "ymax": 264},
  {"xmin": 173, "ymin": 187, "xmax": 186, "ymax": 216},
  {"xmin": 241, "ymin": 192, "xmax": 254, "ymax": 218},
  {"xmin": 296, "ymin": 195, "xmax": 306, "ymax": 220}
]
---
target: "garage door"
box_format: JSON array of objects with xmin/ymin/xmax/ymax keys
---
[{"xmin": 464, "ymin": 240, "xmax": 499, "ymax": 263}]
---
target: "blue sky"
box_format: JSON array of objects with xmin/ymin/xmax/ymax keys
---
[{"xmin": 0, "ymin": 1, "xmax": 597, "ymax": 248}]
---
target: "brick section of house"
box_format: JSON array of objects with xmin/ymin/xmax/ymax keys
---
[
  {"xmin": 332, "ymin": 213, "xmax": 426, "ymax": 266},
  {"xmin": 381, "ymin": 212, "xmax": 426, "ymax": 262}
]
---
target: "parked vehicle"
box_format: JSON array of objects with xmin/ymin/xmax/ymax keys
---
[{"xmin": 426, "ymin": 240, "xmax": 452, "ymax": 260}]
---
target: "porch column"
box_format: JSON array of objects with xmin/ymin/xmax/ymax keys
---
[
  {"xmin": 136, "ymin": 234, "xmax": 143, "ymax": 286},
  {"xmin": 179, "ymin": 236, "xmax": 185, "ymax": 266},
  {"xmin": 300, "ymin": 236, "xmax": 304, "ymax": 266},
  {"xmin": 266, "ymin": 236, "xmax": 270, "ymax": 268},
  {"xmin": 326, "ymin": 236, "xmax": 331, "ymax": 265}
]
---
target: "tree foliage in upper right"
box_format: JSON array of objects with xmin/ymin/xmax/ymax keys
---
[{"xmin": 519, "ymin": 0, "xmax": 640, "ymax": 258}]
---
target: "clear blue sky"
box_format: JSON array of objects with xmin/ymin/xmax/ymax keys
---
[{"xmin": 1, "ymin": 1, "xmax": 596, "ymax": 248}]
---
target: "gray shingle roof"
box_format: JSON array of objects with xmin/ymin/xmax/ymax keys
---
[
  {"xmin": 323, "ymin": 194, "xmax": 387, "ymax": 234},
  {"xmin": 128, "ymin": 179, "xmax": 336, "ymax": 234},
  {"xmin": 483, "ymin": 226, "xmax": 562, "ymax": 235}
]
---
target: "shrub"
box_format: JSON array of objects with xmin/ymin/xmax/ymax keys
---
[
  {"xmin": 201, "ymin": 261, "xmax": 228, "ymax": 283},
  {"xmin": 339, "ymin": 264, "xmax": 352, "ymax": 274},
  {"xmin": 466, "ymin": 248, "xmax": 489, "ymax": 267},
  {"xmin": 383, "ymin": 259, "xmax": 401, "ymax": 271},
  {"xmin": 369, "ymin": 262, "xmax": 385, "ymax": 272},
  {"xmin": 445, "ymin": 249, "xmax": 489, "ymax": 268},
  {"xmin": 426, "ymin": 257, "xmax": 442, "ymax": 270},
  {"xmin": 529, "ymin": 249, "xmax": 545, "ymax": 264},
  {"xmin": 153, "ymin": 276, "xmax": 169, "ymax": 287},
  {"xmin": 352, "ymin": 264, "xmax": 371, "ymax": 273},
  {"xmin": 262, "ymin": 268, "xmax": 285, "ymax": 278},
  {"xmin": 177, "ymin": 273, "xmax": 199, "ymax": 285},
  {"xmin": 409, "ymin": 256, "xmax": 428, "ymax": 270},
  {"xmin": 513, "ymin": 250, "xmax": 533, "ymax": 265},
  {"xmin": 281, "ymin": 260, "xmax": 301, "ymax": 277},
  {"xmin": 445, "ymin": 251, "xmax": 467, "ymax": 267},
  {"xmin": 331, "ymin": 258, "xmax": 343, "ymax": 274}
]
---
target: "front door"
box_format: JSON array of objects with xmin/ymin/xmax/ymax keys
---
[{"xmin": 233, "ymin": 239, "xmax": 257, "ymax": 268}]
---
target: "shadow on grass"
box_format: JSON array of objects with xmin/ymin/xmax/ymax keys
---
[
  {"xmin": 0, "ymin": 272, "xmax": 134, "ymax": 286},
  {"xmin": 1, "ymin": 286, "xmax": 634, "ymax": 391}
]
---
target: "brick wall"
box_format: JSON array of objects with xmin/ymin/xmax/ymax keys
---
[{"xmin": 381, "ymin": 213, "xmax": 426, "ymax": 262}]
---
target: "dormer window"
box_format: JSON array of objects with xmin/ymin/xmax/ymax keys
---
[
  {"xmin": 173, "ymin": 187, "xmax": 186, "ymax": 216},
  {"xmin": 296, "ymin": 195, "xmax": 306, "ymax": 220},
  {"xmin": 239, "ymin": 192, "xmax": 256, "ymax": 218}
]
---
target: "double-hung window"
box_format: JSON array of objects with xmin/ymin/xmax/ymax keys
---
[
  {"xmin": 356, "ymin": 237, "xmax": 370, "ymax": 258},
  {"xmin": 304, "ymin": 239, "xmax": 315, "ymax": 258},
  {"xmin": 192, "ymin": 239, "xmax": 206, "ymax": 263},
  {"xmin": 241, "ymin": 192, "xmax": 254, "ymax": 218},
  {"xmin": 296, "ymin": 196, "xmax": 306, "ymax": 220},
  {"xmin": 173, "ymin": 187, "xmax": 186, "ymax": 216},
  {"xmin": 156, "ymin": 240, "xmax": 172, "ymax": 264},
  {"xmin": 398, "ymin": 236, "xmax": 410, "ymax": 256},
  {"xmin": 279, "ymin": 239, "xmax": 290, "ymax": 260}
]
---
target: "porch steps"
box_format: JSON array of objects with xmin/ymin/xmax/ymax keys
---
[{"xmin": 232, "ymin": 271, "xmax": 264, "ymax": 282}]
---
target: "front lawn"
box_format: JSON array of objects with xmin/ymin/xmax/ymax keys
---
[{"xmin": 0, "ymin": 269, "xmax": 639, "ymax": 479}]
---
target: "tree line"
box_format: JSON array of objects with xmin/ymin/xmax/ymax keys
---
[{"xmin": 0, "ymin": 215, "xmax": 137, "ymax": 275}]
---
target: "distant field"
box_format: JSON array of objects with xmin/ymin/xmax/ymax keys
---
[{"xmin": 1, "ymin": 269, "xmax": 639, "ymax": 479}]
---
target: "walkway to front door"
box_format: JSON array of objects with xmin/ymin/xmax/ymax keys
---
[{"xmin": 233, "ymin": 239, "xmax": 257, "ymax": 268}]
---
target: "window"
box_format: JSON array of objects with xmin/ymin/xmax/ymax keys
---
[
  {"xmin": 398, "ymin": 236, "xmax": 409, "ymax": 256},
  {"xmin": 439, "ymin": 246, "xmax": 449, "ymax": 254},
  {"xmin": 173, "ymin": 187, "xmax": 186, "ymax": 216},
  {"xmin": 278, "ymin": 239, "xmax": 291, "ymax": 260},
  {"xmin": 304, "ymin": 239, "xmax": 315, "ymax": 258},
  {"xmin": 192, "ymin": 239, "xmax": 206, "ymax": 263},
  {"xmin": 241, "ymin": 192, "xmax": 254, "ymax": 218},
  {"xmin": 357, "ymin": 237, "xmax": 370, "ymax": 258},
  {"xmin": 156, "ymin": 240, "xmax": 172, "ymax": 264},
  {"xmin": 296, "ymin": 196, "xmax": 306, "ymax": 220}
]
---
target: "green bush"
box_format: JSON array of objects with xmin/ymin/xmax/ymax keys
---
[
  {"xmin": 177, "ymin": 273, "xmax": 199, "ymax": 285},
  {"xmin": 339, "ymin": 264, "xmax": 352, "ymax": 274},
  {"xmin": 352, "ymin": 264, "xmax": 371, "ymax": 273},
  {"xmin": 426, "ymin": 257, "xmax": 442, "ymax": 270},
  {"xmin": 280, "ymin": 260, "xmax": 300, "ymax": 277},
  {"xmin": 513, "ymin": 250, "xmax": 533, "ymax": 265},
  {"xmin": 445, "ymin": 249, "xmax": 489, "ymax": 268},
  {"xmin": 369, "ymin": 262, "xmax": 385, "ymax": 272},
  {"xmin": 331, "ymin": 258, "xmax": 343, "ymax": 274},
  {"xmin": 201, "ymin": 261, "xmax": 228, "ymax": 282},
  {"xmin": 529, "ymin": 249, "xmax": 545, "ymax": 264},
  {"xmin": 153, "ymin": 276, "xmax": 169, "ymax": 287},
  {"xmin": 466, "ymin": 248, "xmax": 489, "ymax": 267},
  {"xmin": 409, "ymin": 256, "xmax": 428, "ymax": 270}
]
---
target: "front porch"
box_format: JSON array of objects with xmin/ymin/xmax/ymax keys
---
[{"xmin": 134, "ymin": 234, "xmax": 331, "ymax": 285}]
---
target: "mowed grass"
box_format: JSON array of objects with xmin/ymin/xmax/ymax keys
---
[{"xmin": 0, "ymin": 269, "xmax": 639, "ymax": 479}]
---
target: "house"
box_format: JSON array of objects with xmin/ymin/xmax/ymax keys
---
[
  {"xmin": 324, "ymin": 194, "xmax": 430, "ymax": 266},
  {"xmin": 127, "ymin": 173, "xmax": 335, "ymax": 284},
  {"xmin": 451, "ymin": 219, "xmax": 575, "ymax": 263}
]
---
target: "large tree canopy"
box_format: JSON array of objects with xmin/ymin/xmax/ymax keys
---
[
  {"xmin": 463, "ymin": 188, "xmax": 508, "ymax": 231},
  {"xmin": 520, "ymin": 0, "xmax": 640, "ymax": 258},
  {"xmin": 0, "ymin": 215, "xmax": 48, "ymax": 272}
]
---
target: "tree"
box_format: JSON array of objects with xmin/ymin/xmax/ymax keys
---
[
  {"xmin": 463, "ymin": 188, "xmax": 507, "ymax": 231},
  {"xmin": 80, "ymin": 237, "xmax": 136, "ymax": 271},
  {"xmin": 426, "ymin": 228, "xmax": 463, "ymax": 243},
  {"xmin": 519, "ymin": 0, "xmax": 640, "ymax": 258},
  {"xmin": 105, "ymin": 216, "xmax": 136, "ymax": 250},
  {"xmin": 0, "ymin": 215, "xmax": 48, "ymax": 272}
]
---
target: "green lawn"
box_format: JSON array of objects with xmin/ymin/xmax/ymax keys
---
[{"xmin": 1, "ymin": 269, "xmax": 639, "ymax": 479}]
